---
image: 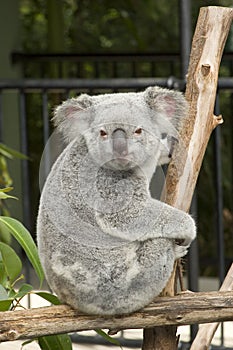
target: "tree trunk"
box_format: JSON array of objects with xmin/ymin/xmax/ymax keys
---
[
  {"xmin": 142, "ymin": 6, "xmax": 233, "ymax": 350},
  {"xmin": 142, "ymin": 327, "xmax": 178, "ymax": 350}
]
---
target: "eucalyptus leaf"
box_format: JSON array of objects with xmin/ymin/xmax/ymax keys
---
[
  {"xmin": 0, "ymin": 216, "xmax": 44, "ymax": 287},
  {"xmin": 14, "ymin": 283, "xmax": 33, "ymax": 299},
  {"xmin": 95, "ymin": 329, "xmax": 122, "ymax": 348},
  {"xmin": 0, "ymin": 191, "xmax": 18, "ymax": 200},
  {"xmin": 22, "ymin": 339, "xmax": 36, "ymax": 347},
  {"xmin": 0, "ymin": 147, "xmax": 13, "ymax": 159},
  {"xmin": 0, "ymin": 284, "xmax": 8, "ymax": 300},
  {"xmin": 0, "ymin": 187, "xmax": 14, "ymax": 193},
  {"xmin": 0, "ymin": 256, "xmax": 7, "ymax": 285},
  {"xmin": 38, "ymin": 334, "xmax": 72, "ymax": 350},
  {"xmin": 0, "ymin": 220, "xmax": 12, "ymax": 245},
  {"xmin": 0, "ymin": 284, "xmax": 14, "ymax": 311},
  {"xmin": 0, "ymin": 299, "xmax": 13, "ymax": 311},
  {"xmin": 36, "ymin": 292, "xmax": 61, "ymax": 305},
  {"xmin": 8, "ymin": 289, "xmax": 17, "ymax": 298},
  {"xmin": 0, "ymin": 242, "xmax": 22, "ymax": 283},
  {"xmin": 0, "ymin": 143, "xmax": 28, "ymax": 160},
  {"xmin": 0, "ymin": 156, "xmax": 12, "ymax": 187}
]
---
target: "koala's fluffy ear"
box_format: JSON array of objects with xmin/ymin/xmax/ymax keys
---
[
  {"xmin": 52, "ymin": 94, "xmax": 93, "ymax": 142},
  {"xmin": 144, "ymin": 86, "xmax": 188, "ymax": 135}
]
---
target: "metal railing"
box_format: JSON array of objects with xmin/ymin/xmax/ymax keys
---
[
  {"xmin": 10, "ymin": 51, "xmax": 233, "ymax": 80},
  {"xmin": 11, "ymin": 52, "xmax": 182, "ymax": 79}
]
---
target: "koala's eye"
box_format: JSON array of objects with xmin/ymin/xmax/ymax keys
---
[
  {"xmin": 100, "ymin": 129, "xmax": 108, "ymax": 138},
  {"xmin": 134, "ymin": 127, "xmax": 143, "ymax": 135}
]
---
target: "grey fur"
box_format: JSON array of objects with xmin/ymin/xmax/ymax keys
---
[{"xmin": 37, "ymin": 86, "xmax": 196, "ymax": 315}]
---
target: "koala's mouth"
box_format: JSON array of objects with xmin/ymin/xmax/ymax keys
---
[
  {"xmin": 104, "ymin": 157, "xmax": 135, "ymax": 170},
  {"xmin": 114, "ymin": 157, "xmax": 130, "ymax": 165}
]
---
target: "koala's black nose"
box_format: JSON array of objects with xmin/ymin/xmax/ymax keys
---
[{"xmin": 112, "ymin": 128, "xmax": 128, "ymax": 157}]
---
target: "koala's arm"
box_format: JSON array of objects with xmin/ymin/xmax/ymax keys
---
[
  {"xmin": 98, "ymin": 197, "xmax": 196, "ymax": 248},
  {"xmin": 137, "ymin": 198, "xmax": 196, "ymax": 246}
]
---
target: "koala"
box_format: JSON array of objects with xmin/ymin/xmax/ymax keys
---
[{"xmin": 37, "ymin": 86, "xmax": 196, "ymax": 315}]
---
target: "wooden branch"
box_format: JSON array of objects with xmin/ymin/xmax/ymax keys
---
[
  {"xmin": 145, "ymin": 6, "xmax": 233, "ymax": 350},
  {"xmin": 163, "ymin": 5, "xmax": 233, "ymax": 211},
  {"xmin": 1, "ymin": 291, "xmax": 233, "ymax": 342},
  {"xmin": 190, "ymin": 264, "xmax": 233, "ymax": 350}
]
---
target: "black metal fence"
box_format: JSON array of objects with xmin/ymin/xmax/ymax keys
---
[{"xmin": 0, "ymin": 73, "xmax": 232, "ymax": 348}]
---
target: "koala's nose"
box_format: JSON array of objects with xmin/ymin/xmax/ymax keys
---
[{"xmin": 112, "ymin": 128, "xmax": 128, "ymax": 157}]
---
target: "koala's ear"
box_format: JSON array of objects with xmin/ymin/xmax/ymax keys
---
[
  {"xmin": 52, "ymin": 94, "xmax": 93, "ymax": 141},
  {"xmin": 144, "ymin": 86, "xmax": 188, "ymax": 135}
]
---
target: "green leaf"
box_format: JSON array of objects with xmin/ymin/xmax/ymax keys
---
[
  {"xmin": 0, "ymin": 156, "xmax": 12, "ymax": 187},
  {"xmin": 0, "ymin": 220, "xmax": 12, "ymax": 245},
  {"xmin": 22, "ymin": 339, "xmax": 35, "ymax": 347},
  {"xmin": 0, "ymin": 284, "xmax": 8, "ymax": 300},
  {"xmin": 14, "ymin": 283, "xmax": 33, "ymax": 299},
  {"xmin": 0, "ymin": 299, "xmax": 13, "ymax": 311},
  {"xmin": 8, "ymin": 289, "xmax": 17, "ymax": 299},
  {"xmin": 0, "ymin": 259, "xmax": 7, "ymax": 285},
  {"xmin": 0, "ymin": 143, "xmax": 28, "ymax": 160},
  {"xmin": 38, "ymin": 334, "xmax": 72, "ymax": 350},
  {"xmin": 95, "ymin": 329, "xmax": 122, "ymax": 348},
  {"xmin": 0, "ymin": 217, "xmax": 44, "ymax": 287},
  {"xmin": 0, "ymin": 192, "xmax": 18, "ymax": 200},
  {"xmin": 0, "ymin": 242, "xmax": 22, "ymax": 283},
  {"xmin": 35, "ymin": 292, "xmax": 61, "ymax": 305},
  {"xmin": 0, "ymin": 187, "xmax": 14, "ymax": 193},
  {"xmin": 0, "ymin": 187, "xmax": 17, "ymax": 200},
  {"xmin": 0, "ymin": 285, "xmax": 13, "ymax": 310}
]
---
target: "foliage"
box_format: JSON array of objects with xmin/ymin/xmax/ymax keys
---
[
  {"xmin": 20, "ymin": 0, "xmax": 233, "ymax": 54},
  {"xmin": 0, "ymin": 143, "xmax": 28, "ymax": 244},
  {"xmin": 0, "ymin": 216, "xmax": 44, "ymax": 286},
  {"xmin": 20, "ymin": 0, "xmax": 180, "ymax": 53},
  {"xmin": 0, "ymin": 188, "xmax": 72, "ymax": 349}
]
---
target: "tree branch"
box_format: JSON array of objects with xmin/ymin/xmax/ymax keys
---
[{"xmin": 1, "ymin": 291, "xmax": 233, "ymax": 342}]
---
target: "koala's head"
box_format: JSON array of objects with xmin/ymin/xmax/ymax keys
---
[{"xmin": 53, "ymin": 86, "xmax": 187, "ymax": 171}]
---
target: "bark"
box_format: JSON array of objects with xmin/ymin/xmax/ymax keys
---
[{"xmin": 143, "ymin": 6, "xmax": 233, "ymax": 350}]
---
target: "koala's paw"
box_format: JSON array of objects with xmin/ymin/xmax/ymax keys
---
[
  {"xmin": 171, "ymin": 213, "xmax": 196, "ymax": 259},
  {"xmin": 174, "ymin": 244, "xmax": 188, "ymax": 259},
  {"xmin": 176, "ymin": 214, "xmax": 196, "ymax": 248}
]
